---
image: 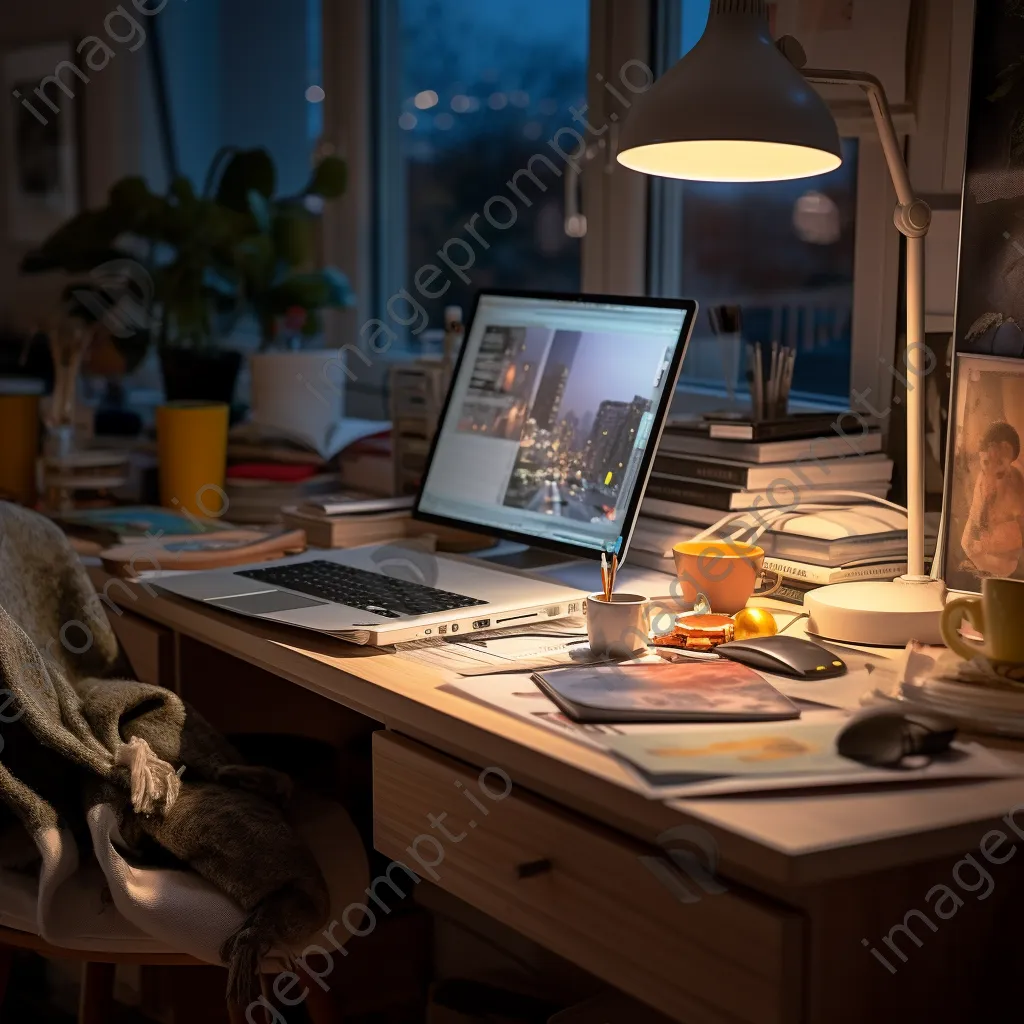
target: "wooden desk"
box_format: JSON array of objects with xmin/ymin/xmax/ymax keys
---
[{"xmin": 90, "ymin": 567, "xmax": 1024, "ymax": 1024}]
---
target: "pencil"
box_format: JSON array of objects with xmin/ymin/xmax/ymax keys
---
[
  {"xmin": 610, "ymin": 554, "xmax": 618, "ymax": 598},
  {"xmin": 601, "ymin": 551, "xmax": 609, "ymax": 602}
]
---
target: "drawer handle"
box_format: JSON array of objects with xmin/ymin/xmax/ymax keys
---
[{"xmin": 515, "ymin": 858, "xmax": 553, "ymax": 879}]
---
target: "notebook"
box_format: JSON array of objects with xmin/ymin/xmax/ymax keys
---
[{"xmin": 531, "ymin": 661, "xmax": 800, "ymax": 724}]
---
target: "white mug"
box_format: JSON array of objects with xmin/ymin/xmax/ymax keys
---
[{"xmin": 586, "ymin": 592, "xmax": 650, "ymax": 657}]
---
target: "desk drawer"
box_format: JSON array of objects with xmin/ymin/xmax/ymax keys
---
[{"xmin": 373, "ymin": 732, "xmax": 803, "ymax": 1024}]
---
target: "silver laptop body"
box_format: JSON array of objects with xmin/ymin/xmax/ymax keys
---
[
  {"xmin": 152, "ymin": 544, "xmax": 585, "ymax": 646},
  {"xmin": 153, "ymin": 290, "xmax": 695, "ymax": 645}
]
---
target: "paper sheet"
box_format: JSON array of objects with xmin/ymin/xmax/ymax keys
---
[
  {"xmin": 446, "ymin": 673, "xmax": 1022, "ymax": 799},
  {"xmin": 395, "ymin": 618, "xmax": 603, "ymax": 675}
]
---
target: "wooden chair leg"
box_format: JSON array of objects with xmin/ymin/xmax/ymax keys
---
[
  {"xmin": 0, "ymin": 945, "xmax": 13, "ymax": 1012},
  {"xmin": 78, "ymin": 962, "xmax": 116, "ymax": 1024},
  {"xmin": 259, "ymin": 967, "xmax": 343, "ymax": 1024},
  {"xmin": 226, "ymin": 1001, "xmax": 248, "ymax": 1024},
  {"xmin": 304, "ymin": 977, "xmax": 342, "ymax": 1024}
]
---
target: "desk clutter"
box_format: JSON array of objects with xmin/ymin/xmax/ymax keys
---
[{"xmin": 629, "ymin": 411, "xmax": 935, "ymax": 603}]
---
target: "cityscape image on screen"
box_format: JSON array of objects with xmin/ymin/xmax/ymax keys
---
[{"xmin": 455, "ymin": 324, "xmax": 662, "ymax": 522}]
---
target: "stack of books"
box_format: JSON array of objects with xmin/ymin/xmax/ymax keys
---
[
  {"xmin": 389, "ymin": 360, "xmax": 447, "ymax": 496},
  {"xmin": 223, "ymin": 419, "xmax": 394, "ymax": 523},
  {"xmin": 280, "ymin": 492, "xmax": 487, "ymax": 551},
  {"xmin": 223, "ymin": 464, "xmax": 339, "ymax": 524},
  {"xmin": 631, "ymin": 413, "xmax": 909, "ymax": 599}
]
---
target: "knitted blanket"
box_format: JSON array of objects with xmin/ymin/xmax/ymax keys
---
[{"xmin": 0, "ymin": 503, "xmax": 329, "ymax": 1002}]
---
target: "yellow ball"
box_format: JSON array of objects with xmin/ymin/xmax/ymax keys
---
[{"xmin": 732, "ymin": 607, "xmax": 778, "ymax": 641}]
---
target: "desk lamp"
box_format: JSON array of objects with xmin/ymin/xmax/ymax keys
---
[{"xmin": 618, "ymin": 0, "xmax": 945, "ymax": 645}]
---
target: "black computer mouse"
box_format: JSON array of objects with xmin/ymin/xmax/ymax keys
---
[
  {"xmin": 837, "ymin": 707, "xmax": 958, "ymax": 768},
  {"xmin": 716, "ymin": 635, "xmax": 847, "ymax": 679}
]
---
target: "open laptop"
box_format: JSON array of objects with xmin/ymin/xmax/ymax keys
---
[{"xmin": 153, "ymin": 290, "xmax": 696, "ymax": 644}]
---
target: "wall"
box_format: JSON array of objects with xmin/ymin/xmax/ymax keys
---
[{"xmin": 0, "ymin": 0, "xmax": 152, "ymax": 320}]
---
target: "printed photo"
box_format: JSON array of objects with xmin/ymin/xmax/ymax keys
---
[{"xmin": 942, "ymin": 355, "xmax": 1024, "ymax": 593}]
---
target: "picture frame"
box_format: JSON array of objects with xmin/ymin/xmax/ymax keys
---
[
  {"xmin": 2, "ymin": 42, "xmax": 81, "ymax": 243},
  {"xmin": 940, "ymin": 354, "xmax": 1024, "ymax": 594},
  {"xmin": 939, "ymin": 2, "xmax": 1024, "ymax": 592}
]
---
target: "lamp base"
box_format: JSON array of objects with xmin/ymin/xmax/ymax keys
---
[{"xmin": 803, "ymin": 576, "xmax": 947, "ymax": 647}]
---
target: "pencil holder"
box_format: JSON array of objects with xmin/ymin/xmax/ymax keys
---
[{"xmin": 586, "ymin": 593, "xmax": 650, "ymax": 657}]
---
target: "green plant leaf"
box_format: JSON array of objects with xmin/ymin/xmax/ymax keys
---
[
  {"xmin": 247, "ymin": 190, "xmax": 272, "ymax": 233},
  {"xmin": 216, "ymin": 148, "xmax": 276, "ymax": 212},
  {"xmin": 268, "ymin": 268, "xmax": 355, "ymax": 313},
  {"xmin": 169, "ymin": 176, "xmax": 197, "ymax": 207},
  {"xmin": 272, "ymin": 207, "xmax": 314, "ymax": 268},
  {"xmin": 20, "ymin": 209, "xmax": 125, "ymax": 273},
  {"xmin": 305, "ymin": 156, "xmax": 348, "ymax": 198}
]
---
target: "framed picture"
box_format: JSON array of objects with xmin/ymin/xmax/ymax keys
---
[
  {"xmin": 940, "ymin": 2, "xmax": 1024, "ymax": 591},
  {"xmin": 941, "ymin": 355, "xmax": 1024, "ymax": 594},
  {"xmin": 2, "ymin": 42, "xmax": 80, "ymax": 243}
]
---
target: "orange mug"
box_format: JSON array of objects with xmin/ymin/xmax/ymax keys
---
[{"xmin": 671, "ymin": 539, "xmax": 780, "ymax": 614}]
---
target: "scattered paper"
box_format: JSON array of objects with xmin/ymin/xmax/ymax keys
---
[
  {"xmin": 395, "ymin": 618, "xmax": 606, "ymax": 675},
  {"xmin": 446, "ymin": 673, "xmax": 1022, "ymax": 799}
]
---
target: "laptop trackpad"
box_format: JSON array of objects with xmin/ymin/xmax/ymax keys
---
[{"xmin": 208, "ymin": 591, "xmax": 328, "ymax": 614}]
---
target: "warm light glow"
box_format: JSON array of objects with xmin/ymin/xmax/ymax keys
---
[
  {"xmin": 414, "ymin": 90, "xmax": 439, "ymax": 109},
  {"xmin": 616, "ymin": 139, "xmax": 841, "ymax": 183}
]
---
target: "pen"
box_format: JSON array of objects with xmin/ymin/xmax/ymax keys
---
[
  {"xmin": 610, "ymin": 554, "xmax": 618, "ymax": 598},
  {"xmin": 601, "ymin": 551, "xmax": 610, "ymax": 602}
]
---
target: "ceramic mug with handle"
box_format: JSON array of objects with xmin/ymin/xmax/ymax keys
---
[
  {"xmin": 940, "ymin": 577, "xmax": 1024, "ymax": 663},
  {"xmin": 672, "ymin": 539, "xmax": 780, "ymax": 615}
]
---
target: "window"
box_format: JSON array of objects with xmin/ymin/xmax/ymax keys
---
[
  {"xmin": 373, "ymin": 0, "xmax": 590, "ymax": 340},
  {"xmin": 649, "ymin": 0, "xmax": 860, "ymax": 408},
  {"xmin": 146, "ymin": 0, "xmax": 323, "ymax": 195}
]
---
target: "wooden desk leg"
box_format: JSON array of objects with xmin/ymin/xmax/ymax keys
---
[{"xmin": 78, "ymin": 962, "xmax": 115, "ymax": 1024}]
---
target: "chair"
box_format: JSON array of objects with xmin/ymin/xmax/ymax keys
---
[{"xmin": 0, "ymin": 790, "xmax": 370, "ymax": 1023}]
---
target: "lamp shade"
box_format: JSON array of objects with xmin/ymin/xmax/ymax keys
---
[{"xmin": 617, "ymin": 0, "xmax": 842, "ymax": 182}]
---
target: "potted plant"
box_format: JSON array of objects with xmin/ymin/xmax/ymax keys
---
[{"xmin": 21, "ymin": 147, "xmax": 352, "ymax": 405}]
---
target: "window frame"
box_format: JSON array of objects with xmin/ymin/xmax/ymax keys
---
[
  {"xmin": 321, "ymin": 0, "xmax": 913, "ymax": 421},
  {"xmin": 633, "ymin": 0, "xmax": 904, "ymax": 416}
]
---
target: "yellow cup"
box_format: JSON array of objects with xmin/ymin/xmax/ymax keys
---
[
  {"xmin": 941, "ymin": 577, "xmax": 1024, "ymax": 663},
  {"xmin": 0, "ymin": 387, "xmax": 42, "ymax": 505},
  {"xmin": 156, "ymin": 401, "xmax": 229, "ymax": 518}
]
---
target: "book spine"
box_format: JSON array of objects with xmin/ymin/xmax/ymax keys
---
[
  {"xmin": 645, "ymin": 476, "xmax": 734, "ymax": 511},
  {"xmin": 762, "ymin": 556, "xmax": 907, "ymax": 585},
  {"xmin": 653, "ymin": 454, "xmax": 750, "ymax": 486},
  {"xmin": 640, "ymin": 498, "xmax": 721, "ymax": 525}
]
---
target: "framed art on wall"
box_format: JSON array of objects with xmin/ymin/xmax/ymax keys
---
[{"xmin": 2, "ymin": 42, "xmax": 81, "ymax": 243}]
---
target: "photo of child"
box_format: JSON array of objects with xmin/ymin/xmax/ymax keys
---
[{"xmin": 943, "ymin": 355, "xmax": 1024, "ymax": 592}]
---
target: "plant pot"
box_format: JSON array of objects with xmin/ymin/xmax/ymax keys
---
[{"xmin": 160, "ymin": 348, "xmax": 242, "ymax": 406}]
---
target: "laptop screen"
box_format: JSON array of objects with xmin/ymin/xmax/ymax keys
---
[{"xmin": 416, "ymin": 291, "xmax": 695, "ymax": 559}]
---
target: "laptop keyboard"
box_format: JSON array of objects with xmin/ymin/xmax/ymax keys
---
[{"xmin": 237, "ymin": 560, "xmax": 488, "ymax": 619}]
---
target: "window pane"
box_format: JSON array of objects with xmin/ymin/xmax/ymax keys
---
[
  {"xmin": 380, "ymin": 0, "xmax": 589, "ymax": 338},
  {"xmin": 652, "ymin": 1, "xmax": 857, "ymax": 404},
  {"xmin": 152, "ymin": 0, "xmax": 323, "ymax": 195}
]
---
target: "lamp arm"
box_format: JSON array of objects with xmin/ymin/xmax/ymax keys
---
[
  {"xmin": 799, "ymin": 67, "xmax": 930, "ymax": 579},
  {"xmin": 771, "ymin": 38, "xmax": 931, "ymax": 576},
  {"xmin": 801, "ymin": 70, "xmax": 920, "ymax": 214}
]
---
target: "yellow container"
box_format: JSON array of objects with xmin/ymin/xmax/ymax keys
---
[
  {"xmin": 156, "ymin": 401, "xmax": 229, "ymax": 519},
  {"xmin": 0, "ymin": 384, "xmax": 42, "ymax": 505}
]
